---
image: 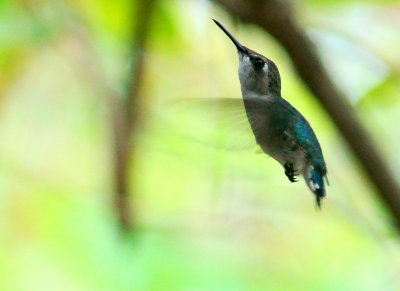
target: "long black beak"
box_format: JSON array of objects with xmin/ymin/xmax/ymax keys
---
[{"xmin": 213, "ymin": 19, "xmax": 247, "ymax": 53}]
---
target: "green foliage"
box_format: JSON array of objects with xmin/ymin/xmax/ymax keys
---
[
  {"xmin": 357, "ymin": 75, "xmax": 400, "ymax": 108},
  {"xmin": 303, "ymin": 0, "xmax": 399, "ymax": 6}
]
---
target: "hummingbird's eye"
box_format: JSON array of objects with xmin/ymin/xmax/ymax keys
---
[{"xmin": 253, "ymin": 58, "xmax": 265, "ymax": 69}]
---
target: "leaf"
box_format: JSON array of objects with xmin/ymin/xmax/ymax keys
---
[{"xmin": 357, "ymin": 75, "xmax": 400, "ymax": 108}]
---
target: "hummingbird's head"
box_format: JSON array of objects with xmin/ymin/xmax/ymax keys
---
[{"xmin": 213, "ymin": 19, "xmax": 281, "ymax": 98}]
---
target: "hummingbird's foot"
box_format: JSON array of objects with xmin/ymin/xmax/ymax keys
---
[{"xmin": 284, "ymin": 163, "xmax": 298, "ymax": 183}]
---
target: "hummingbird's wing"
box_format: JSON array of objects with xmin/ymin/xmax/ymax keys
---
[
  {"xmin": 281, "ymin": 99, "xmax": 326, "ymax": 168},
  {"xmin": 277, "ymin": 99, "xmax": 328, "ymax": 206},
  {"xmin": 163, "ymin": 97, "xmax": 259, "ymax": 151}
]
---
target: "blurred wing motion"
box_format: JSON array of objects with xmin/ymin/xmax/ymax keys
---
[{"xmin": 164, "ymin": 97, "xmax": 259, "ymax": 151}]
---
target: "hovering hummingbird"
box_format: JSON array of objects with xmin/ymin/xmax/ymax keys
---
[{"xmin": 213, "ymin": 19, "xmax": 328, "ymax": 207}]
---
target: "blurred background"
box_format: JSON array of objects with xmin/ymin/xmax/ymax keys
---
[{"xmin": 1, "ymin": 0, "xmax": 400, "ymax": 290}]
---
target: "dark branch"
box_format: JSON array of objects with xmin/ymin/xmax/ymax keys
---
[{"xmin": 111, "ymin": 0, "xmax": 157, "ymax": 232}]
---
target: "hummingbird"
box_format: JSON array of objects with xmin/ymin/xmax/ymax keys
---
[{"xmin": 213, "ymin": 19, "xmax": 328, "ymax": 207}]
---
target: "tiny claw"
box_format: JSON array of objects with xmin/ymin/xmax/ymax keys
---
[{"xmin": 284, "ymin": 162, "xmax": 299, "ymax": 183}]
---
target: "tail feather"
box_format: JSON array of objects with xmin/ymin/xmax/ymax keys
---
[{"xmin": 305, "ymin": 164, "xmax": 326, "ymax": 208}]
